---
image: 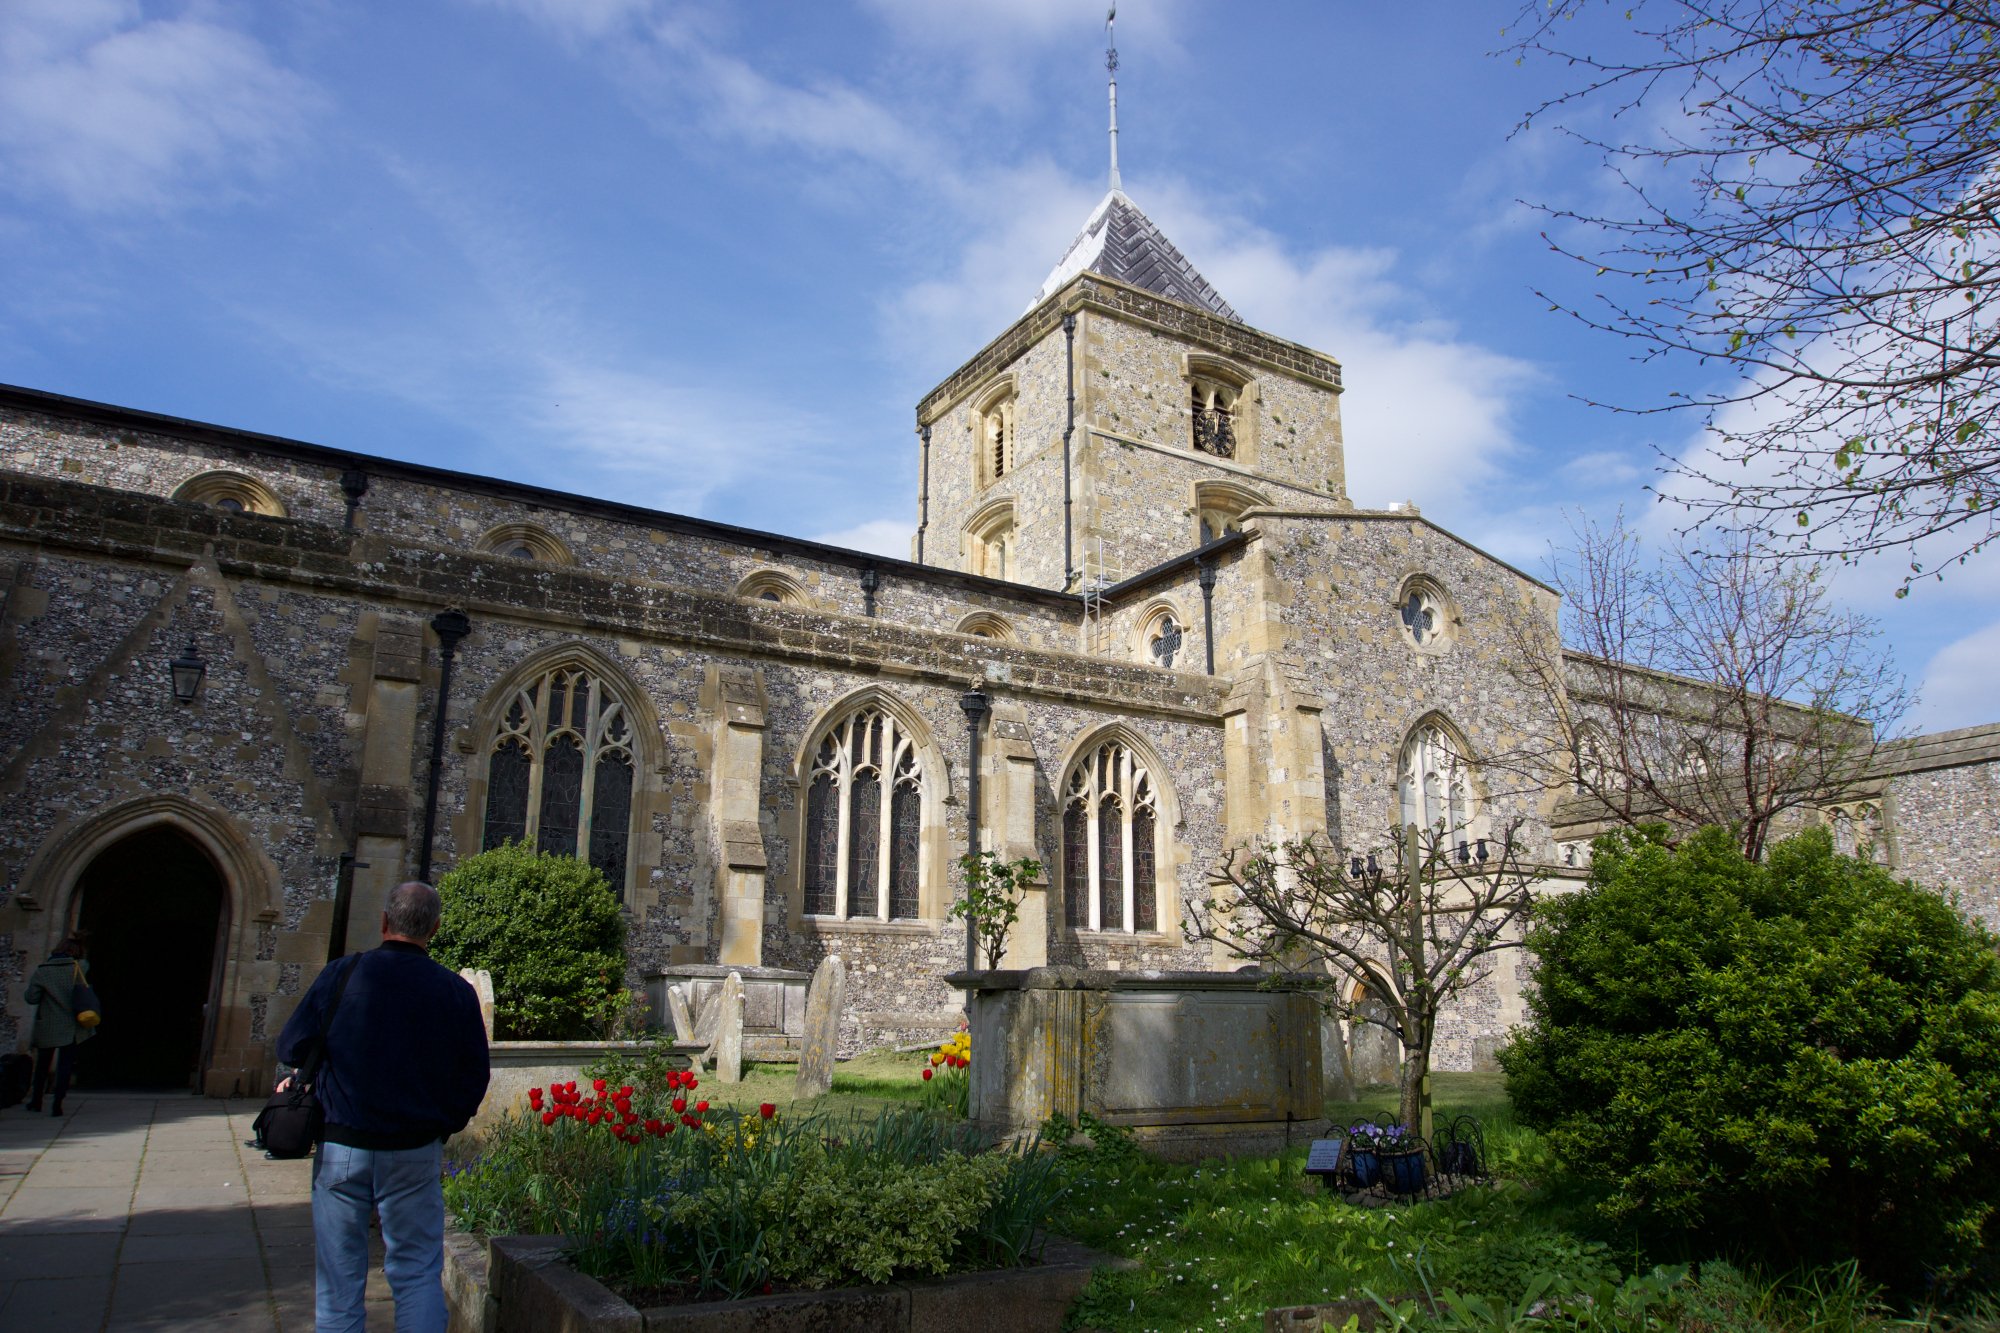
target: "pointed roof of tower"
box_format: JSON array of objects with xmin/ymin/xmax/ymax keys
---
[{"xmin": 1027, "ymin": 189, "xmax": 1238, "ymax": 320}]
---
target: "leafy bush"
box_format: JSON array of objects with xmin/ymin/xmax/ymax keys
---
[
  {"xmin": 432, "ymin": 843, "xmax": 627, "ymax": 1039},
  {"xmin": 1501, "ymin": 826, "xmax": 2000, "ymax": 1292}
]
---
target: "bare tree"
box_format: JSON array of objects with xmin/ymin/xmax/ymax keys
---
[
  {"xmin": 1505, "ymin": 513, "xmax": 1910, "ymax": 861},
  {"xmin": 1507, "ymin": 1, "xmax": 2000, "ymax": 589},
  {"xmin": 1192, "ymin": 823, "xmax": 1535, "ymax": 1136}
]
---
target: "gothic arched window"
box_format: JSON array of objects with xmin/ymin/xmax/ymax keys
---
[
  {"xmin": 481, "ymin": 665, "xmax": 637, "ymax": 896},
  {"xmin": 1398, "ymin": 722, "xmax": 1474, "ymax": 839},
  {"xmin": 803, "ymin": 706, "xmax": 926, "ymax": 920},
  {"xmin": 1062, "ymin": 738, "xmax": 1162, "ymax": 933}
]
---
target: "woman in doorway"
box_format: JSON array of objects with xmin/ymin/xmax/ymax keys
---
[{"xmin": 23, "ymin": 936, "xmax": 96, "ymax": 1116}]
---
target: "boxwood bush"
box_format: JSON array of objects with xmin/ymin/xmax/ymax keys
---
[
  {"xmin": 1501, "ymin": 825, "xmax": 2000, "ymax": 1292},
  {"xmin": 432, "ymin": 842, "xmax": 627, "ymax": 1039}
]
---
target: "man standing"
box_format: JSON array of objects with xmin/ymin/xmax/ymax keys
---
[{"xmin": 277, "ymin": 881, "xmax": 489, "ymax": 1333}]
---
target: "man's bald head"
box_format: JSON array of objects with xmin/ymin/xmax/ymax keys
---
[{"xmin": 382, "ymin": 881, "xmax": 443, "ymax": 945}]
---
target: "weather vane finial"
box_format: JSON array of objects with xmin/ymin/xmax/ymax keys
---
[{"xmin": 1105, "ymin": 5, "xmax": 1122, "ymax": 191}]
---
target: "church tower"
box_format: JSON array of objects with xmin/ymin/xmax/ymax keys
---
[{"xmin": 913, "ymin": 190, "xmax": 1351, "ymax": 591}]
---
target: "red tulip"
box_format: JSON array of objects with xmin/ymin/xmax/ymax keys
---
[
  {"xmin": 592, "ymin": 1078, "xmax": 607, "ymax": 1094},
  {"xmin": 672, "ymin": 1097, "xmax": 687, "ymax": 1113},
  {"xmin": 922, "ymin": 1068, "xmax": 934, "ymax": 1081},
  {"xmin": 696, "ymin": 1100, "xmax": 709, "ymax": 1113},
  {"xmin": 619, "ymin": 1085, "xmax": 634, "ymax": 1098},
  {"xmin": 541, "ymin": 1110, "xmax": 558, "ymax": 1126},
  {"xmin": 759, "ymin": 1103, "xmax": 776, "ymax": 1119}
]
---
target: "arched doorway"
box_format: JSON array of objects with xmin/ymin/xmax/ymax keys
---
[{"xmin": 71, "ymin": 827, "xmax": 229, "ymax": 1090}]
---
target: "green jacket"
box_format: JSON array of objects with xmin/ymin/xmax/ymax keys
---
[{"xmin": 22, "ymin": 954, "xmax": 96, "ymax": 1049}]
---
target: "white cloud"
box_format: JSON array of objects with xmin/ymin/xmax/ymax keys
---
[
  {"xmin": 468, "ymin": 0, "xmax": 656, "ymax": 41},
  {"xmin": 812, "ymin": 518, "xmax": 914, "ymax": 560},
  {"xmin": 0, "ymin": 0, "xmax": 319, "ymax": 214},
  {"xmin": 1559, "ymin": 449, "xmax": 1649, "ymax": 489},
  {"xmin": 1916, "ymin": 618, "xmax": 2000, "ymax": 732}
]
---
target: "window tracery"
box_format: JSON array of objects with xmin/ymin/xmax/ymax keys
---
[
  {"xmin": 481, "ymin": 665, "xmax": 636, "ymax": 896},
  {"xmin": 803, "ymin": 706, "xmax": 926, "ymax": 920},
  {"xmin": 172, "ymin": 470, "xmax": 287, "ymax": 518},
  {"xmin": 1062, "ymin": 738, "xmax": 1162, "ymax": 933},
  {"xmin": 1394, "ymin": 576, "xmax": 1456, "ymax": 652},
  {"xmin": 1398, "ymin": 722, "xmax": 1474, "ymax": 839}
]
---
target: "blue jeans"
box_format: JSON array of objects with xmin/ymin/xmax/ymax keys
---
[{"xmin": 312, "ymin": 1139, "xmax": 447, "ymax": 1333}]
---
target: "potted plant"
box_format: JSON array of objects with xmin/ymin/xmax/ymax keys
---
[{"xmin": 1346, "ymin": 1122, "xmax": 1425, "ymax": 1193}]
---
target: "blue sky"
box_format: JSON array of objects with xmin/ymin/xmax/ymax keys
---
[{"xmin": 4, "ymin": 0, "xmax": 1994, "ymax": 733}]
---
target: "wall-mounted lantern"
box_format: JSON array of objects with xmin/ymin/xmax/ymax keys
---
[{"xmin": 169, "ymin": 640, "xmax": 207, "ymax": 704}]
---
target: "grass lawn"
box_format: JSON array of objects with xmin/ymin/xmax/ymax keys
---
[{"xmin": 582, "ymin": 1046, "xmax": 938, "ymax": 1123}]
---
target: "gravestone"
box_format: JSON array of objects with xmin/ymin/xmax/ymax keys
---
[
  {"xmin": 666, "ymin": 983, "xmax": 698, "ymax": 1043},
  {"xmin": 1348, "ymin": 999, "xmax": 1400, "ymax": 1086},
  {"xmin": 713, "ymin": 971, "xmax": 745, "ymax": 1084},
  {"xmin": 458, "ymin": 969, "xmax": 496, "ymax": 1040},
  {"xmin": 793, "ymin": 955, "xmax": 846, "ymax": 1099}
]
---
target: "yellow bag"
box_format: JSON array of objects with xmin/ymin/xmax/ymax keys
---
[{"xmin": 71, "ymin": 962, "xmax": 101, "ymax": 1029}]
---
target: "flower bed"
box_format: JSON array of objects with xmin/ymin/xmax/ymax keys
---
[{"xmin": 445, "ymin": 1070, "xmax": 1067, "ymax": 1306}]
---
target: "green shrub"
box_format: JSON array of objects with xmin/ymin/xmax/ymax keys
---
[
  {"xmin": 1501, "ymin": 826, "xmax": 2000, "ymax": 1292},
  {"xmin": 432, "ymin": 843, "xmax": 627, "ymax": 1039}
]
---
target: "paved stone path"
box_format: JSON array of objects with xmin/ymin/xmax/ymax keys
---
[{"xmin": 0, "ymin": 1090, "xmax": 398, "ymax": 1331}]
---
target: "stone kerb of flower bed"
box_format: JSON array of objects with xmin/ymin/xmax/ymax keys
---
[{"xmin": 484, "ymin": 1233, "xmax": 1111, "ymax": 1333}]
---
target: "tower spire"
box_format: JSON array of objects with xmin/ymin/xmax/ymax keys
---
[{"xmin": 1105, "ymin": 6, "xmax": 1122, "ymax": 192}]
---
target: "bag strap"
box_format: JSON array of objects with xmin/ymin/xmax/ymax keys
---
[{"xmin": 300, "ymin": 953, "xmax": 365, "ymax": 1087}]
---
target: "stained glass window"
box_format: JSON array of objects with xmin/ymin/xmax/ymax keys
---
[
  {"xmin": 484, "ymin": 739, "xmax": 531, "ymax": 850},
  {"xmin": 537, "ymin": 733, "xmax": 583, "ymax": 857},
  {"xmin": 1061, "ymin": 739, "xmax": 1163, "ymax": 933},
  {"xmin": 802, "ymin": 705, "xmax": 928, "ymax": 920},
  {"xmin": 1063, "ymin": 802, "xmax": 1089, "ymax": 927},
  {"xmin": 1132, "ymin": 806, "xmax": 1157, "ymax": 931},
  {"xmin": 846, "ymin": 773, "xmax": 880, "ymax": 918},
  {"xmin": 589, "ymin": 751, "xmax": 633, "ymax": 889},
  {"xmin": 479, "ymin": 666, "xmax": 640, "ymax": 899},
  {"xmin": 1098, "ymin": 802, "xmax": 1124, "ymax": 931},
  {"xmin": 803, "ymin": 765, "xmax": 840, "ymax": 915},
  {"xmin": 889, "ymin": 783, "xmax": 921, "ymax": 920}
]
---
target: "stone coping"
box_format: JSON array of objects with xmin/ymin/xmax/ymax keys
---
[
  {"xmin": 476, "ymin": 1232, "xmax": 1113, "ymax": 1332},
  {"xmin": 948, "ymin": 965, "xmax": 1312, "ymax": 993},
  {"xmin": 644, "ymin": 965, "xmax": 809, "ymax": 981}
]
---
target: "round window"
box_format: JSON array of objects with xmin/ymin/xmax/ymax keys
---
[{"xmin": 1396, "ymin": 580, "xmax": 1454, "ymax": 651}]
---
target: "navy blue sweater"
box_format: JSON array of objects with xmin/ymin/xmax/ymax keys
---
[{"xmin": 276, "ymin": 941, "xmax": 490, "ymax": 1150}]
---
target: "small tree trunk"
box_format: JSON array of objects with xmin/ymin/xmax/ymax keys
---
[{"xmin": 1397, "ymin": 1040, "xmax": 1428, "ymax": 1132}]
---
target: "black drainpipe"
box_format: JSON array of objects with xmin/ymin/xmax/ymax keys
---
[
  {"xmin": 958, "ymin": 687, "xmax": 990, "ymax": 972},
  {"xmin": 860, "ymin": 566, "xmax": 879, "ymax": 617},
  {"xmin": 916, "ymin": 423, "xmax": 932, "ymax": 565},
  {"xmin": 418, "ymin": 609, "xmax": 472, "ymax": 884},
  {"xmin": 339, "ymin": 465, "xmax": 369, "ymax": 532},
  {"xmin": 1198, "ymin": 556, "xmax": 1218, "ymax": 675},
  {"xmin": 1061, "ymin": 312, "xmax": 1077, "ymax": 589}
]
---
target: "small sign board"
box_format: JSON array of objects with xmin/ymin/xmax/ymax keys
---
[{"xmin": 1304, "ymin": 1138, "xmax": 1345, "ymax": 1183}]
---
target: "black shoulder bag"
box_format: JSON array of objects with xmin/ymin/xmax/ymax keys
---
[{"xmin": 252, "ymin": 953, "xmax": 363, "ymax": 1159}]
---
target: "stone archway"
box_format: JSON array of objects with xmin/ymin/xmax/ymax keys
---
[
  {"xmin": 12, "ymin": 794, "xmax": 284, "ymax": 1097},
  {"xmin": 73, "ymin": 827, "xmax": 229, "ymax": 1089}
]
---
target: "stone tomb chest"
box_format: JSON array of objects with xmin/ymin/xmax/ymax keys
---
[
  {"xmin": 645, "ymin": 965, "xmax": 809, "ymax": 1062},
  {"xmin": 953, "ymin": 967, "xmax": 1326, "ymax": 1159}
]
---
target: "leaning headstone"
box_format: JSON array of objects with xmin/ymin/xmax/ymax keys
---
[
  {"xmin": 713, "ymin": 971, "xmax": 745, "ymax": 1084},
  {"xmin": 458, "ymin": 969, "xmax": 496, "ymax": 1040},
  {"xmin": 793, "ymin": 955, "xmax": 846, "ymax": 1099},
  {"xmin": 666, "ymin": 983, "xmax": 697, "ymax": 1043}
]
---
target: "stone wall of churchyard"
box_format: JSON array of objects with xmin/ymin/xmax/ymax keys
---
[
  {"xmin": 1889, "ymin": 747, "xmax": 2000, "ymax": 932},
  {"xmin": 0, "ymin": 401, "xmax": 1081, "ymax": 650},
  {"xmin": 1264, "ymin": 512, "xmax": 1566, "ymax": 859}
]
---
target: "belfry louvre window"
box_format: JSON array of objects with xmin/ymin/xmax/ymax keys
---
[
  {"xmin": 1190, "ymin": 379, "xmax": 1237, "ymax": 458},
  {"xmin": 1062, "ymin": 740, "xmax": 1160, "ymax": 933},
  {"xmin": 482, "ymin": 667, "xmax": 636, "ymax": 895},
  {"xmin": 803, "ymin": 707, "xmax": 924, "ymax": 920}
]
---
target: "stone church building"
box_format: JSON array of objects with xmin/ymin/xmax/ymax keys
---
[{"xmin": 4, "ymin": 188, "xmax": 1996, "ymax": 1096}]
